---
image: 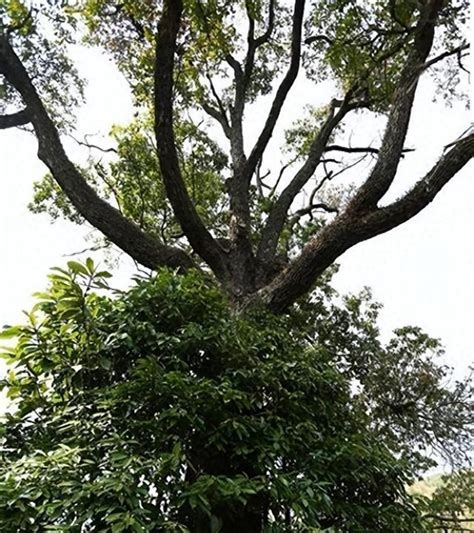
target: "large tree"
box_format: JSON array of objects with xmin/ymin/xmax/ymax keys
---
[
  {"xmin": 0, "ymin": 0, "xmax": 471, "ymax": 310},
  {"xmin": 0, "ymin": 0, "xmax": 473, "ymax": 531}
]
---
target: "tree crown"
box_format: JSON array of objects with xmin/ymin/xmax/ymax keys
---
[{"xmin": 0, "ymin": 0, "xmax": 471, "ymax": 310}]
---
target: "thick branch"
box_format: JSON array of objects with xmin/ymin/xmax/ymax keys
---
[
  {"xmin": 226, "ymin": 53, "xmax": 246, "ymax": 170},
  {"xmin": 0, "ymin": 108, "xmax": 30, "ymax": 129},
  {"xmin": 242, "ymin": 0, "xmax": 305, "ymax": 184},
  {"xmin": 218, "ymin": 1, "xmax": 279, "ymax": 291},
  {"xmin": 260, "ymin": 134, "xmax": 474, "ymax": 312},
  {"xmin": 154, "ymin": 0, "xmax": 228, "ymax": 279},
  {"xmin": 0, "ymin": 35, "xmax": 192, "ymax": 271},
  {"xmin": 349, "ymin": 0, "xmax": 444, "ymax": 211},
  {"xmin": 362, "ymin": 133, "xmax": 474, "ymax": 234},
  {"xmin": 224, "ymin": 0, "xmax": 302, "ymax": 290}
]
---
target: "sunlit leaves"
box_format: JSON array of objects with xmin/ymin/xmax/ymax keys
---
[
  {"xmin": 29, "ymin": 172, "xmax": 85, "ymax": 224},
  {"xmin": 79, "ymin": 0, "xmax": 160, "ymax": 103},
  {"xmin": 303, "ymin": 0, "xmax": 413, "ymax": 112},
  {"xmin": 302, "ymin": 0, "xmax": 469, "ymax": 113},
  {"xmin": 425, "ymin": 470, "xmax": 474, "ymax": 528}
]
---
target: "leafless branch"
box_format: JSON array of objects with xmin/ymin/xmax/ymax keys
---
[
  {"xmin": 255, "ymin": 159, "xmax": 271, "ymax": 197},
  {"xmin": 256, "ymin": 93, "xmax": 360, "ymax": 263},
  {"xmin": 420, "ymin": 43, "xmax": 469, "ymax": 73},
  {"xmin": 62, "ymin": 243, "xmax": 109, "ymax": 257},
  {"xmin": 69, "ymin": 134, "xmax": 118, "ymax": 154},
  {"xmin": 269, "ymin": 157, "xmax": 299, "ymax": 198},
  {"xmin": 292, "ymin": 202, "xmax": 339, "ymax": 220},
  {"xmin": 0, "ymin": 108, "xmax": 30, "ymax": 129},
  {"xmin": 325, "ymin": 145, "xmax": 415, "ymax": 155}
]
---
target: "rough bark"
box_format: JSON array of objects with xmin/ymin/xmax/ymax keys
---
[
  {"xmin": 260, "ymin": 134, "xmax": 474, "ymax": 313},
  {"xmin": 1, "ymin": 0, "xmax": 472, "ymax": 315},
  {"xmin": 349, "ymin": 0, "xmax": 444, "ymax": 211},
  {"xmin": 0, "ymin": 35, "xmax": 192, "ymax": 271},
  {"xmin": 250, "ymin": 0, "xmax": 471, "ymax": 312},
  {"xmin": 0, "ymin": 108, "xmax": 29, "ymax": 129},
  {"xmin": 154, "ymin": 0, "xmax": 229, "ymax": 280}
]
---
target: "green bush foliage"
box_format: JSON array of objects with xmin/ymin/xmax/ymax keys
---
[{"xmin": 0, "ymin": 262, "xmax": 471, "ymax": 531}]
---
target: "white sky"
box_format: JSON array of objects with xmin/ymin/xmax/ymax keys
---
[{"xmin": 0, "ymin": 42, "xmax": 472, "ymax": 412}]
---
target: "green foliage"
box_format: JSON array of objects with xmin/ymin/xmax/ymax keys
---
[
  {"xmin": 10, "ymin": 0, "xmax": 467, "ymax": 249},
  {"xmin": 29, "ymin": 173, "xmax": 85, "ymax": 224},
  {"xmin": 304, "ymin": 0, "xmax": 469, "ymax": 112},
  {"xmin": 0, "ymin": 261, "xmax": 471, "ymax": 530},
  {"xmin": 78, "ymin": 0, "xmax": 160, "ymax": 104},
  {"xmin": 425, "ymin": 470, "xmax": 474, "ymax": 529},
  {"xmin": 29, "ymin": 112, "xmax": 229, "ymax": 239},
  {"xmin": 1, "ymin": 3, "xmax": 471, "ymax": 529},
  {"xmin": 284, "ymin": 104, "xmax": 342, "ymax": 159},
  {"xmin": 0, "ymin": 0, "xmax": 84, "ymax": 129},
  {"xmin": 411, "ymin": 470, "xmax": 474, "ymax": 531}
]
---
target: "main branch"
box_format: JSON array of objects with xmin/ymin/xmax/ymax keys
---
[
  {"xmin": 154, "ymin": 0, "xmax": 229, "ymax": 280},
  {"xmin": 349, "ymin": 0, "xmax": 444, "ymax": 211},
  {"xmin": 260, "ymin": 135, "xmax": 474, "ymax": 312},
  {"xmin": 0, "ymin": 35, "xmax": 192, "ymax": 271}
]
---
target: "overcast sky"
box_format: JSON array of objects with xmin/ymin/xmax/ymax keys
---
[{"xmin": 0, "ymin": 42, "xmax": 472, "ymax": 412}]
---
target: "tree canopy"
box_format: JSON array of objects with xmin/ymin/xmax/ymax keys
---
[{"xmin": 0, "ymin": 0, "xmax": 471, "ymax": 310}]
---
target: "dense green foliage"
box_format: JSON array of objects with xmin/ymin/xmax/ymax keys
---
[{"xmin": 0, "ymin": 262, "xmax": 471, "ymax": 531}]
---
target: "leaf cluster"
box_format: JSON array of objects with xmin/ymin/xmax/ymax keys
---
[
  {"xmin": 0, "ymin": 262, "xmax": 471, "ymax": 530},
  {"xmin": 0, "ymin": 0, "xmax": 85, "ymax": 129}
]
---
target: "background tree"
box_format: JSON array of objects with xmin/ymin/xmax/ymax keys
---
[{"xmin": 417, "ymin": 470, "xmax": 474, "ymax": 531}]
